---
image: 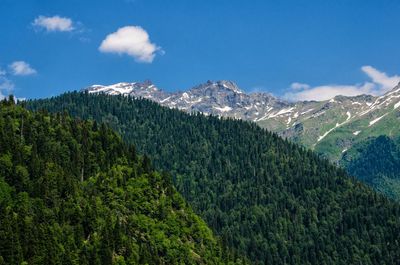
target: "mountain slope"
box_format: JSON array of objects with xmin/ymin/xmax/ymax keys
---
[
  {"xmin": 309, "ymin": 84, "xmax": 400, "ymax": 161},
  {"xmin": 341, "ymin": 135, "xmax": 400, "ymax": 200},
  {"xmin": 27, "ymin": 92, "xmax": 400, "ymax": 265},
  {"xmin": 0, "ymin": 97, "xmax": 235, "ymax": 265},
  {"xmin": 85, "ymin": 80, "xmax": 400, "ymax": 200}
]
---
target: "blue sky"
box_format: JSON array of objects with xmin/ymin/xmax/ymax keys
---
[{"xmin": 1, "ymin": 0, "xmax": 400, "ymax": 100}]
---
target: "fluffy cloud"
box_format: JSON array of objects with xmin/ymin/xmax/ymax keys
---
[
  {"xmin": 99, "ymin": 26, "xmax": 162, "ymax": 63},
  {"xmin": 33, "ymin": 15, "xmax": 74, "ymax": 32},
  {"xmin": 361, "ymin": 65, "xmax": 400, "ymax": 92},
  {"xmin": 285, "ymin": 83, "xmax": 375, "ymax": 101},
  {"xmin": 9, "ymin": 61, "xmax": 37, "ymax": 76},
  {"xmin": 284, "ymin": 66, "xmax": 400, "ymax": 101}
]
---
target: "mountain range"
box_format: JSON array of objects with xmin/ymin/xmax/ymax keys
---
[
  {"xmin": 85, "ymin": 80, "xmax": 400, "ymax": 200},
  {"xmin": 85, "ymin": 80, "xmax": 400, "ymax": 161}
]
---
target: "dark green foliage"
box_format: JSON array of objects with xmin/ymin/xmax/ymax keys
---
[
  {"xmin": 26, "ymin": 92, "xmax": 400, "ymax": 265},
  {"xmin": 341, "ymin": 135, "xmax": 400, "ymax": 200},
  {"xmin": 0, "ymin": 99, "xmax": 237, "ymax": 265}
]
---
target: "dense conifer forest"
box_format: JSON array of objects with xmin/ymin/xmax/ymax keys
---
[
  {"xmin": 0, "ymin": 97, "xmax": 239, "ymax": 265},
  {"xmin": 26, "ymin": 92, "xmax": 400, "ymax": 264},
  {"xmin": 341, "ymin": 135, "xmax": 400, "ymax": 200}
]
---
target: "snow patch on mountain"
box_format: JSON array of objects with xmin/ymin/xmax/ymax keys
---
[
  {"xmin": 214, "ymin": 106, "xmax": 232, "ymax": 112},
  {"xmin": 369, "ymin": 113, "xmax": 388, "ymax": 126},
  {"xmin": 160, "ymin": 96, "xmax": 171, "ymax": 103},
  {"xmin": 316, "ymin": 112, "xmax": 352, "ymax": 143}
]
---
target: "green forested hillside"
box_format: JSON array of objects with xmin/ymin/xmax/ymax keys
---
[
  {"xmin": 341, "ymin": 135, "xmax": 400, "ymax": 200},
  {"xmin": 0, "ymin": 97, "xmax": 236, "ymax": 265},
  {"xmin": 26, "ymin": 92, "xmax": 400, "ymax": 265}
]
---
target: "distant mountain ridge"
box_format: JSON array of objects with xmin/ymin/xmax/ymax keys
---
[
  {"xmin": 85, "ymin": 80, "xmax": 400, "ymax": 160},
  {"xmin": 85, "ymin": 80, "xmax": 288, "ymax": 121}
]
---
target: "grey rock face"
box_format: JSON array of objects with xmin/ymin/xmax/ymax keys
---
[{"xmin": 85, "ymin": 80, "xmax": 292, "ymax": 121}]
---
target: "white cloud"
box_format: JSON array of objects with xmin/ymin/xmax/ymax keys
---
[
  {"xmin": 32, "ymin": 15, "xmax": 74, "ymax": 32},
  {"xmin": 285, "ymin": 83, "xmax": 375, "ymax": 101},
  {"xmin": 9, "ymin": 61, "xmax": 37, "ymax": 76},
  {"xmin": 290, "ymin": 82, "xmax": 310, "ymax": 90},
  {"xmin": 99, "ymin": 26, "xmax": 162, "ymax": 63},
  {"xmin": 361, "ymin": 65, "xmax": 400, "ymax": 93},
  {"xmin": 284, "ymin": 66, "xmax": 400, "ymax": 101}
]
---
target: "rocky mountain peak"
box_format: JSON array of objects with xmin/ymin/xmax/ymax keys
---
[
  {"xmin": 191, "ymin": 80, "xmax": 244, "ymax": 95},
  {"xmin": 85, "ymin": 80, "xmax": 161, "ymax": 97}
]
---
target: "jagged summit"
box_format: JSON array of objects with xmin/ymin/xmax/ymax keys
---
[
  {"xmin": 85, "ymin": 80, "xmax": 162, "ymax": 100},
  {"xmin": 85, "ymin": 80, "xmax": 288, "ymax": 119},
  {"xmin": 191, "ymin": 80, "xmax": 244, "ymax": 94}
]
